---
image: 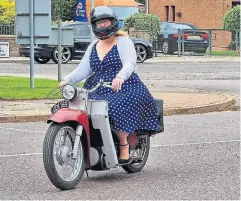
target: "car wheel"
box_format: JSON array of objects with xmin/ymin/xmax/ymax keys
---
[
  {"xmin": 135, "ymin": 44, "xmax": 147, "ymax": 63},
  {"xmin": 34, "ymin": 57, "xmax": 50, "ymax": 64},
  {"xmin": 52, "ymin": 47, "xmax": 72, "ymax": 64},
  {"xmin": 162, "ymin": 40, "xmax": 174, "ymax": 54}
]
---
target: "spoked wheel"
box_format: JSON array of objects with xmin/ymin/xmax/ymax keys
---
[
  {"xmin": 52, "ymin": 47, "xmax": 72, "ymax": 64},
  {"xmin": 135, "ymin": 44, "xmax": 147, "ymax": 63},
  {"xmin": 43, "ymin": 122, "xmax": 85, "ymax": 190},
  {"xmin": 122, "ymin": 137, "xmax": 150, "ymax": 173},
  {"xmin": 162, "ymin": 40, "xmax": 174, "ymax": 55}
]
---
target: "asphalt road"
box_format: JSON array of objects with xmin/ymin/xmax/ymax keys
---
[
  {"xmin": 0, "ymin": 111, "xmax": 240, "ymax": 200},
  {"xmin": 0, "ymin": 61, "xmax": 240, "ymax": 81}
]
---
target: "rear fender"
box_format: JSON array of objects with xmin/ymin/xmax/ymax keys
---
[{"xmin": 47, "ymin": 108, "xmax": 91, "ymax": 167}]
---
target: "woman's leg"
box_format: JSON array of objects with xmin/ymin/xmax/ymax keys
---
[{"xmin": 114, "ymin": 130, "xmax": 129, "ymax": 160}]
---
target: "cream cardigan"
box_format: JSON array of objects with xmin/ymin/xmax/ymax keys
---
[{"xmin": 64, "ymin": 36, "xmax": 138, "ymax": 83}]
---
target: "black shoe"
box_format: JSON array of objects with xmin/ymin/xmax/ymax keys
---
[{"xmin": 118, "ymin": 158, "xmax": 129, "ymax": 164}]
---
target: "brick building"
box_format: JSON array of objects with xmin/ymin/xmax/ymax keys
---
[{"xmin": 147, "ymin": 0, "xmax": 240, "ymax": 50}]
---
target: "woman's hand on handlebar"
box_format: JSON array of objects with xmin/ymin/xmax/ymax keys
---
[
  {"xmin": 58, "ymin": 80, "xmax": 68, "ymax": 88},
  {"xmin": 112, "ymin": 77, "xmax": 123, "ymax": 92}
]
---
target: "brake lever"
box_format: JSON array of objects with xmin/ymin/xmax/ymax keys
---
[{"xmin": 103, "ymin": 82, "xmax": 112, "ymax": 88}]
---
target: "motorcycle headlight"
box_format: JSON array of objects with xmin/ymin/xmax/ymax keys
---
[{"xmin": 62, "ymin": 84, "xmax": 78, "ymax": 101}]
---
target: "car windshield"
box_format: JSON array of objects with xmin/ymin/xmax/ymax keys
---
[
  {"xmin": 109, "ymin": 6, "xmax": 139, "ymax": 19},
  {"xmin": 173, "ymin": 24, "xmax": 198, "ymax": 30}
]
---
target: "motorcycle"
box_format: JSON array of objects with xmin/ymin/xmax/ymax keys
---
[{"xmin": 43, "ymin": 79, "xmax": 164, "ymax": 190}]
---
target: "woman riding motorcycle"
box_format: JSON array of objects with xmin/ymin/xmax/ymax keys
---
[{"xmin": 59, "ymin": 6, "xmax": 159, "ymax": 164}]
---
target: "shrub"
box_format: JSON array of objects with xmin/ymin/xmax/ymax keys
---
[
  {"xmin": 222, "ymin": 5, "xmax": 240, "ymax": 50},
  {"xmin": 222, "ymin": 5, "xmax": 240, "ymax": 30},
  {"xmin": 123, "ymin": 13, "xmax": 160, "ymax": 41},
  {"xmin": 51, "ymin": 0, "xmax": 76, "ymax": 21}
]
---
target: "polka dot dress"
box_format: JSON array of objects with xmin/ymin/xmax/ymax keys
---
[{"xmin": 83, "ymin": 43, "xmax": 159, "ymax": 134}]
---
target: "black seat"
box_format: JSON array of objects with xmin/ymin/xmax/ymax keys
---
[{"xmin": 136, "ymin": 98, "xmax": 164, "ymax": 136}]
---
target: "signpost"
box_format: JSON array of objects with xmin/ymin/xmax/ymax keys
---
[
  {"xmin": 90, "ymin": 0, "xmax": 95, "ymax": 43},
  {"xmin": 57, "ymin": 19, "xmax": 62, "ymax": 82},
  {"xmin": 15, "ymin": 0, "xmax": 74, "ymax": 88}
]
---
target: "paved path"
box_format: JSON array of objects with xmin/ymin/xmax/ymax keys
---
[{"xmin": 0, "ymin": 91, "xmax": 236, "ymax": 123}]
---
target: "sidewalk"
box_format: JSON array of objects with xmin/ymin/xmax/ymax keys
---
[
  {"xmin": 0, "ymin": 55, "xmax": 239, "ymax": 64},
  {"xmin": 0, "ymin": 91, "xmax": 236, "ymax": 123}
]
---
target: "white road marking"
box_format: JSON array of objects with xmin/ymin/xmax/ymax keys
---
[
  {"xmin": 0, "ymin": 139, "xmax": 239, "ymax": 158},
  {"xmin": 151, "ymin": 139, "xmax": 240, "ymax": 148},
  {"xmin": 0, "ymin": 126, "xmax": 45, "ymax": 133},
  {"xmin": 166, "ymin": 122, "xmax": 239, "ymax": 128},
  {"xmin": 0, "ymin": 153, "xmax": 42, "ymax": 158}
]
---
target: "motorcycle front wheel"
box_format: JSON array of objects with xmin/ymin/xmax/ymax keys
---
[
  {"xmin": 43, "ymin": 122, "xmax": 85, "ymax": 190},
  {"xmin": 122, "ymin": 136, "xmax": 150, "ymax": 173}
]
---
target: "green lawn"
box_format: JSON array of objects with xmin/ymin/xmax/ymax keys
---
[
  {"xmin": 0, "ymin": 76, "xmax": 82, "ymax": 100},
  {"xmin": 210, "ymin": 50, "xmax": 239, "ymax": 56}
]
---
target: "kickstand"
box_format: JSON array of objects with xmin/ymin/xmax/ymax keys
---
[{"xmin": 85, "ymin": 170, "xmax": 89, "ymax": 178}]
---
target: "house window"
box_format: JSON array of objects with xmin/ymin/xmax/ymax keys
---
[
  {"xmin": 171, "ymin": 5, "xmax": 176, "ymax": 21},
  {"xmin": 165, "ymin": 6, "xmax": 169, "ymax": 21},
  {"xmin": 232, "ymin": 1, "xmax": 240, "ymax": 7}
]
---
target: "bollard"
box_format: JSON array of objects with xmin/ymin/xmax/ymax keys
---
[
  {"xmin": 182, "ymin": 29, "xmax": 184, "ymax": 55},
  {"xmin": 235, "ymin": 30, "xmax": 239, "ymax": 51},
  {"xmin": 155, "ymin": 40, "xmax": 158, "ymax": 57},
  {"xmin": 178, "ymin": 29, "xmax": 181, "ymax": 57},
  {"xmin": 208, "ymin": 29, "xmax": 212, "ymax": 56}
]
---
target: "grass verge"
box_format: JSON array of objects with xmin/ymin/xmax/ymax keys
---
[{"xmin": 0, "ymin": 76, "xmax": 82, "ymax": 100}]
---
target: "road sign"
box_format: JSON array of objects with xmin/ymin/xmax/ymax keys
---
[
  {"xmin": 15, "ymin": 0, "xmax": 52, "ymax": 45},
  {"xmin": 0, "ymin": 42, "xmax": 10, "ymax": 58},
  {"xmin": 49, "ymin": 27, "xmax": 74, "ymax": 46}
]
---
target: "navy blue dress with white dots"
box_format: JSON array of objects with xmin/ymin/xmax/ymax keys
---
[{"xmin": 83, "ymin": 43, "xmax": 159, "ymax": 134}]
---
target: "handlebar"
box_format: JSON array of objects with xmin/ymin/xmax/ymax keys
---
[
  {"xmin": 46, "ymin": 79, "xmax": 112, "ymax": 101},
  {"xmin": 87, "ymin": 79, "xmax": 112, "ymax": 93}
]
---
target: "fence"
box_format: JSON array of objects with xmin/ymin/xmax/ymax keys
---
[
  {"xmin": 153, "ymin": 28, "xmax": 240, "ymax": 57},
  {"xmin": 0, "ymin": 23, "xmax": 15, "ymax": 35}
]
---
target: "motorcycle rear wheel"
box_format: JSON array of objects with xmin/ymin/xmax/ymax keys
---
[
  {"xmin": 122, "ymin": 137, "xmax": 150, "ymax": 173},
  {"xmin": 43, "ymin": 122, "xmax": 85, "ymax": 190}
]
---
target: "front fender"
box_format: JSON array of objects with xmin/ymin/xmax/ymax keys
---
[
  {"xmin": 47, "ymin": 108, "xmax": 88, "ymax": 125},
  {"xmin": 47, "ymin": 108, "xmax": 91, "ymax": 166}
]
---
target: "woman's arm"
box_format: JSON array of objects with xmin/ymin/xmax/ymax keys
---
[
  {"xmin": 63, "ymin": 42, "xmax": 95, "ymax": 84},
  {"xmin": 116, "ymin": 36, "xmax": 138, "ymax": 81}
]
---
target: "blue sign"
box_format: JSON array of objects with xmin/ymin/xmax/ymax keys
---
[
  {"xmin": 118, "ymin": 20, "xmax": 125, "ymax": 29},
  {"xmin": 73, "ymin": 0, "xmax": 88, "ymax": 22}
]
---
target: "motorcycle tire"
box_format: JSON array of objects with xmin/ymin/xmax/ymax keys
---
[
  {"xmin": 43, "ymin": 122, "xmax": 85, "ymax": 190},
  {"xmin": 122, "ymin": 137, "xmax": 150, "ymax": 173}
]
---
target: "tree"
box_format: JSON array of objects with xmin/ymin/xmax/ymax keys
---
[
  {"xmin": 123, "ymin": 12, "xmax": 160, "ymax": 41},
  {"xmin": 51, "ymin": 0, "xmax": 76, "ymax": 22},
  {"xmin": 0, "ymin": 0, "xmax": 15, "ymax": 25},
  {"xmin": 222, "ymin": 5, "xmax": 240, "ymax": 30}
]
